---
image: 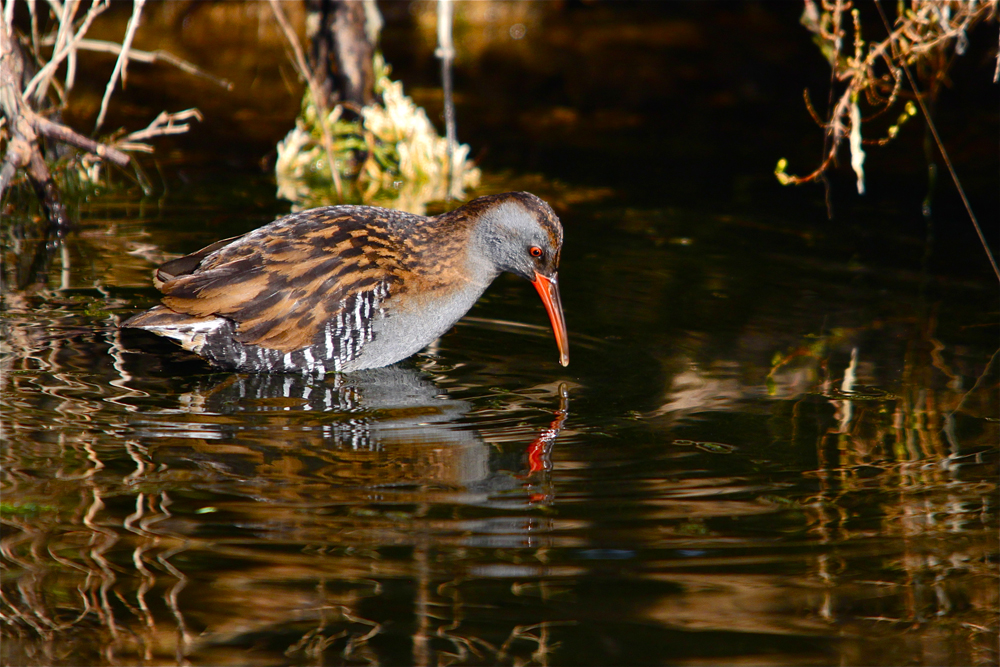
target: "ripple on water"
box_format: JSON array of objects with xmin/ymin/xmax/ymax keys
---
[{"xmin": 2, "ymin": 199, "xmax": 997, "ymax": 667}]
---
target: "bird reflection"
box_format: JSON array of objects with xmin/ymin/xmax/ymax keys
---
[
  {"xmin": 3, "ymin": 350, "xmax": 571, "ymax": 666},
  {"xmin": 129, "ymin": 363, "xmax": 565, "ymax": 503}
]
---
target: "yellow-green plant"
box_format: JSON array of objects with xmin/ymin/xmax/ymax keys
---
[{"xmin": 276, "ymin": 55, "xmax": 480, "ymax": 214}]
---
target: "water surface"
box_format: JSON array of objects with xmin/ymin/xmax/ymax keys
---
[
  {"xmin": 2, "ymin": 2, "xmax": 998, "ymax": 664},
  {"xmin": 2, "ymin": 175, "xmax": 996, "ymax": 666}
]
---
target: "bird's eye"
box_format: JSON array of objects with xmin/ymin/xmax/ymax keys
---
[{"xmin": 529, "ymin": 246, "xmax": 544, "ymax": 258}]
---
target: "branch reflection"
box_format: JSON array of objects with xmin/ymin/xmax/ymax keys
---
[{"xmin": 2, "ymin": 358, "xmax": 571, "ymax": 666}]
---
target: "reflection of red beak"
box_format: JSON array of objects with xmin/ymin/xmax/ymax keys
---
[{"xmin": 532, "ymin": 271, "xmax": 570, "ymax": 367}]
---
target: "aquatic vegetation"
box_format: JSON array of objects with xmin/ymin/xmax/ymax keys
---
[
  {"xmin": 275, "ymin": 55, "xmax": 480, "ymax": 214},
  {"xmin": 776, "ymin": 0, "xmax": 997, "ymax": 195}
]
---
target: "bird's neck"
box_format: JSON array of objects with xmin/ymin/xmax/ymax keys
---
[
  {"xmin": 464, "ymin": 216, "xmax": 505, "ymax": 287},
  {"xmin": 414, "ymin": 211, "xmax": 501, "ymax": 291}
]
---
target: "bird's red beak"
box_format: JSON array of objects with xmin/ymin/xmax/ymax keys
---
[{"xmin": 532, "ymin": 271, "xmax": 569, "ymax": 367}]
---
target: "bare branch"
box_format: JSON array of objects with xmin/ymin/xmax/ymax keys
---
[
  {"xmin": 94, "ymin": 0, "xmax": 145, "ymax": 132},
  {"xmin": 39, "ymin": 0, "xmax": 77, "ymax": 101},
  {"xmin": 4, "ymin": 0, "xmax": 17, "ymax": 30},
  {"xmin": 114, "ymin": 108, "xmax": 203, "ymax": 152},
  {"xmin": 22, "ymin": 0, "xmax": 109, "ymax": 100},
  {"xmin": 2, "ymin": 17, "xmax": 67, "ymax": 225},
  {"xmin": 26, "ymin": 0, "xmax": 41, "ymax": 61},
  {"xmin": 780, "ymin": 0, "xmax": 998, "ymax": 192},
  {"xmin": 56, "ymin": 38, "xmax": 234, "ymax": 90},
  {"xmin": 34, "ymin": 114, "xmax": 130, "ymax": 166}
]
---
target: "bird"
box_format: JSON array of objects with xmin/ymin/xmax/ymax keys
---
[{"xmin": 122, "ymin": 191, "xmax": 569, "ymax": 374}]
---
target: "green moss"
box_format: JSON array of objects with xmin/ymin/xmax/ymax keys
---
[{"xmin": 0, "ymin": 501, "xmax": 59, "ymax": 517}]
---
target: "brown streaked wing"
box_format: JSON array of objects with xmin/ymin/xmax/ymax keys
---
[
  {"xmin": 123, "ymin": 304, "xmax": 219, "ymax": 330},
  {"xmin": 157, "ymin": 208, "xmax": 408, "ymax": 353},
  {"xmin": 154, "ymin": 234, "xmax": 246, "ymax": 288}
]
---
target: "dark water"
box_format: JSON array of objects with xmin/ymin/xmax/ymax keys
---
[
  {"xmin": 3, "ymin": 3, "xmax": 999, "ymax": 666},
  {"xmin": 3, "ymin": 174, "xmax": 997, "ymax": 666}
]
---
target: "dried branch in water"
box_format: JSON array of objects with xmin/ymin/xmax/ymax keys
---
[
  {"xmin": 776, "ymin": 0, "xmax": 998, "ymax": 194},
  {"xmin": 34, "ymin": 113, "xmax": 131, "ymax": 166},
  {"xmin": 2, "ymin": 16, "xmax": 69, "ymax": 226},
  {"xmin": 775, "ymin": 0, "xmax": 999, "ymax": 281},
  {"xmin": 2, "ymin": 0, "xmax": 214, "ymax": 225}
]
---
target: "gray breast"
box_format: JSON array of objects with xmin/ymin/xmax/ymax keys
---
[{"xmin": 339, "ymin": 276, "xmax": 491, "ymax": 372}]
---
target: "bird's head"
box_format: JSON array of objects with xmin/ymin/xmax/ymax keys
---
[{"xmin": 463, "ymin": 192, "xmax": 569, "ymax": 367}]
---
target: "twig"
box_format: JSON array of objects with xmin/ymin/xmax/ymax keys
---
[
  {"xmin": 436, "ymin": 0, "xmax": 456, "ymax": 199},
  {"xmin": 803, "ymin": 89, "xmax": 825, "ymax": 127},
  {"xmin": 2, "ymin": 30, "xmax": 129, "ymax": 171},
  {"xmin": 42, "ymin": 37, "xmax": 233, "ymax": 90},
  {"xmin": 26, "ymin": 0, "xmax": 41, "ymax": 62},
  {"xmin": 874, "ymin": 1, "xmax": 1000, "ymax": 282},
  {"xmin": 777, "ymin": 86, "xmax": 853, "ymax": 185},
  {"xmin": 48, "ymin": 0, "xmax": 76, "ymax": 100},
  {"xmin": 781, "ymin": 0, "xmax": 997, "ymax": 217},
  {"xmin": 94, "ymin": 0, "xmax": 145, "ymax": 132},
  {"xmin": 268, "ymin": 0, "xmax": 343, "ymax": 198},
  {"xmin": 3, "ymin": 0, "xmax": 205, "ymax": 231},
  {"xmin": 22, "ymin": 0, "xmax": 109, "ymax": 101},
  {"xmin": 3, "ymin": 0, "xmax": 16, "ymax": 29},
  {"xmin": 114, "ymin": 108, "xmax": 202, "ymax": 152}
]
